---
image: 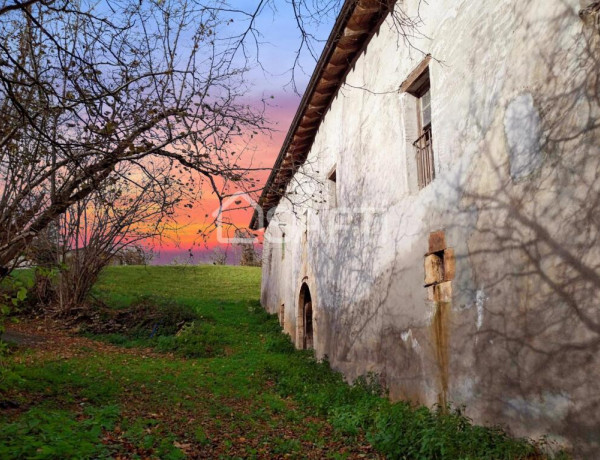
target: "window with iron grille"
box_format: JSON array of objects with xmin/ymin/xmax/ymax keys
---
[
  {"xmin": 401, "ymin": 59, "xmax": 435, "ymax": 190},
  {"xmin": 413, "ymin": 71, "xmax": 434, "ymax": 189}
]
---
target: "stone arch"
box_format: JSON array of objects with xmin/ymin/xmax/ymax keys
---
[{"xmin": 297, "ymin": 282, "xmax": 314, "ymax": 350}]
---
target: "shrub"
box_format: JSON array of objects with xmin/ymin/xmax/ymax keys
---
[
  {"xmin": 0, "ymin": 275, "xmax": 31, "ymax": 357},
  {"xmin": 261, "ymin": 354, "xmax": 549, "ymax": 459},
  {"xmin": 81, "ymin": 295, "xmax": 199, "ymax": 338},
  {"xmin": 366, "ymin": 403, "xmax": 539, "ymax": 459}
]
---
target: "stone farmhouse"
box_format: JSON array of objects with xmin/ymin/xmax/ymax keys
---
[{"xmin": 250, "ymin": 0, "xmax": 600, "ymax": 454}]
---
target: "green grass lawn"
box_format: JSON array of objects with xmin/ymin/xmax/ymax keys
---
[
  {"xmin": 0, "ymin": 266, "xmax": 562, "ymax": 459},
  {"xmin": 92, "ymin": 265, "xmax": 262, "ymax": 309}
]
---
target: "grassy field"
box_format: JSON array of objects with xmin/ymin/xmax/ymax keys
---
[{"xmin": 0, "ymin": 266, "xmax": 561, "ymax": 459}]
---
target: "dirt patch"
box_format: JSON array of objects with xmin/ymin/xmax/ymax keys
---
[
  {"xmin": 3, "ymin": 319, "xmax": 173, "ymax": 364},
  {"xmin": 1, "ymin": 330, "xmax": 47, "ymax": 347}
]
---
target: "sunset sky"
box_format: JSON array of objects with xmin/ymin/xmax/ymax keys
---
[{"xmin": 153, "ymin": 2, "xmax": 336, "ymax": 264}]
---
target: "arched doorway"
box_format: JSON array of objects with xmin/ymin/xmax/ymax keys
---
[{"xmin": 298, "ymin": 283, "xmax": 314, "ymax": 350}]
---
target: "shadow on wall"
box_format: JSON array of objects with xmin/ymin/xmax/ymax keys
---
[
  {"xmin": 303, "ymin": 2, "xmax": 600, "ymax": 457},
  {"xmin": 310, "ymin": 155, "xmax": 430, "ymax": 400},
  {"xmin": 438, "ymin": 3, "xmax": 600, "ymax": 456}
]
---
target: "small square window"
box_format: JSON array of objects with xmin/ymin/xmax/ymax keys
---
[{"xmin": 327, "ymin": 167, "xmax": 337, "ymax": 208}]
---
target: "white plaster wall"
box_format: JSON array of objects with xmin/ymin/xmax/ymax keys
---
[{"xmin": 261, "ymin": 0, "xmax": 600, "ymax": 455}]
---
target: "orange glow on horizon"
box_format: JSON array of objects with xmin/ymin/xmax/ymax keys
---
[{"xmin": 150, "ymin": 92, "xmax": 299, "ymax": 256}]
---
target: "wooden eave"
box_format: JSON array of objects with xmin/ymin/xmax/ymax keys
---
[{"xmin": 250, "ymin": 0, "xmax": 396, "ymax": 230}]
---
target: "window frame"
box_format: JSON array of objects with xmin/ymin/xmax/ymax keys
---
[
  {"xmin": 327, "ymin": 165, "xmax": 337, "ymax": 209},
  {"xmin": 400, "ymin": 56, "xmax": 436, "ymax": 190}
]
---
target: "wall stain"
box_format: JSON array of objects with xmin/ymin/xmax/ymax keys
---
[{"xmin": 432, "ymin": 290, "xmax": 451, "ymax": 409}]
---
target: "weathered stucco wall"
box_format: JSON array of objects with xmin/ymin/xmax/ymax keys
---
[{"xmin": 260, "ymin": 0, "xmax": 600, "ymax": 455}]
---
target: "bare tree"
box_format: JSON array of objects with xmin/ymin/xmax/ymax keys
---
[
  {"xmin": 210, "ymin": 246, "xmax": 227, "ymax": 265},
  {"xmin": 29, "ymin": 159, "xmax": 180, "ymax": 314},
  {"xmin": 0, "ymin": 0, "xmax": 267, "ymax": 279}
]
